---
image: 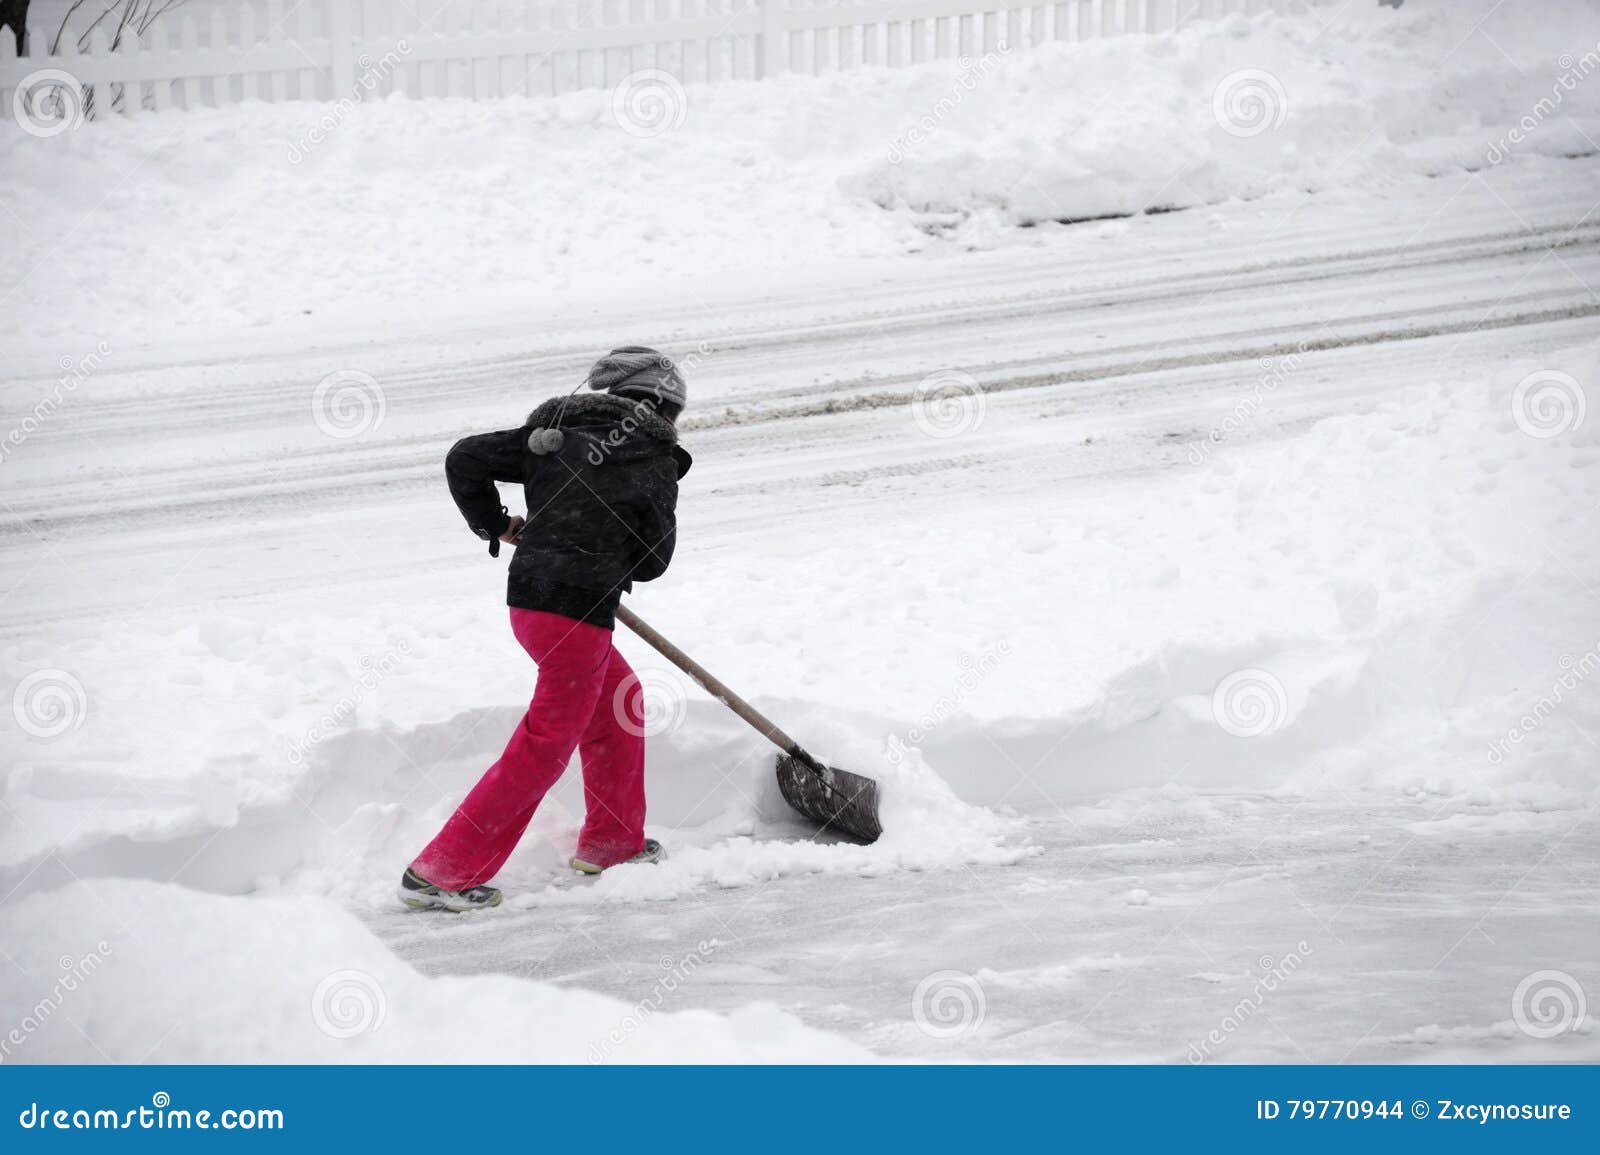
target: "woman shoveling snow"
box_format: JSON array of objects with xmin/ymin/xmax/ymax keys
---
[{"xmin": 400, "ymin": 347, "xmax": 692, "ymax": 912}]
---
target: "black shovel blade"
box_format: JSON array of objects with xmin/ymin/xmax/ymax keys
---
[{"xmin": 775, "ymin": 754, "xmax": 883, "ymax": 844}]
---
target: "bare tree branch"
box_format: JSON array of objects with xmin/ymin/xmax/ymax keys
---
[{"xmin": 48, "ymin": 0, "xmax": 92, "ymax": 54}]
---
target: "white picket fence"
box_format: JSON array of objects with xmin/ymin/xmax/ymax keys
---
[{"xmin": 2, "ymin": 0, "xmax": 1288, "ymax": 119}]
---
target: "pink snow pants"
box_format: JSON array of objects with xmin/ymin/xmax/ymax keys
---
[{"xmin": 411, "ymin": 607, "xmax": 647, "ymax": 890}]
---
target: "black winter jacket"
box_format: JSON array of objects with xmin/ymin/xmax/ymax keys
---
[{"xmin": 445, "ymin": 393, "xmax": 691, "ymax": 628}]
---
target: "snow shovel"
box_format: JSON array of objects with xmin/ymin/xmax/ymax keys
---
[{"xmin": 615, "ymin": 604, "xmax": 883, "ymax": 844}]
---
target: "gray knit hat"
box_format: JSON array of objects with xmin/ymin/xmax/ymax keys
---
[{"xmin": 585, "ymin": 345, "xmax": 687, "ymax": 410}]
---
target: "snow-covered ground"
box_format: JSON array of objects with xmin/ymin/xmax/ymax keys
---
[
  {"xmin": 2, "ymin": 0, "xmax": 1599, "ymax": 1063},
  {"xmin": 7, "ymin": 0, "xmax": 1600, "ymax": 355}
]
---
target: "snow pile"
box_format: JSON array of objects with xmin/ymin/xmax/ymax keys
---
[
  {"xmin": 265, "ymin": 708, "xmax": 1034, "ymax": 910},
  {"xmin": 506, "ymin": 741, "xmax": 1033, "ymax": 908},
  {"xmin": 0, "ymin": 648, "xmax": 1033, "ymax": 902},
  {"xmin": 3, "ymin": 0, "xmax": 1597, "ymax": 350},
  {"xmin": 851, "ymin": 0, "xmax": 1600, "ymax": 223},
  {"xmin": 0, "ymin": 879, "xmax": 870, "ymax": 1063},
  {"xmin": 999, "ymin": 339, "xmax": 1600, "ymax": 814}
]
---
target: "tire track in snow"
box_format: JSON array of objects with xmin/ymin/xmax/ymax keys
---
[{"xmin": 1, "ymin": 293, "xmax": 1594, "ymax": 534}]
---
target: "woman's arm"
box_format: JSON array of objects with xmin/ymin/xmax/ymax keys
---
[{"xmin": 445, "ymin": 429, "xmax": 525, "ymax": 551}]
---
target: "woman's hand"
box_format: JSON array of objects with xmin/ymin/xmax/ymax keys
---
[{"xmin": 499, "ymin": 516, "xmax": 526, "ymax": 545}]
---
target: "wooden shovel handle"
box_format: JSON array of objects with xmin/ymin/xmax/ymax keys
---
[{"xmin": 615, "ymin": 603, "xmax": 824, "ymax": 776}]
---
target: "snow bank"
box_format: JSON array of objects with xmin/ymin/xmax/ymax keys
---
[
  {"xmin": 503, "ymin": 740, "xmax": 1032, "ymax": 908},
  {"xmin": 0, "ymin": 879, "xmax": 869, "ymax": 1063},
  {"xmin": 971, "ymin": 338, "xmax": 1600, "ymax": 811},
  {"xmin": 0, "ymin": 662, "xmax": 1033, "ymax": 903},
  {"xmin": 271, "ymin": 703, "xmax": 1036, "ymax": 910},
  {"xmin": 3, "ymin": 0, "xmax": 1596, "ymax": 350}
]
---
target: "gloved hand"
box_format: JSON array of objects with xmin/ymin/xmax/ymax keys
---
[{"xmin": 485, "ymin": 506, "xmax": 522, "ymax": 557}]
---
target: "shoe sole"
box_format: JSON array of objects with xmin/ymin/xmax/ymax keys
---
[
  {"xmin": 570, "ymin": 842, "xmax": 665, "ymax": 876},
  {"xmin": 398, "ymin": 889, "xmax": 503, "ymax": 913}
]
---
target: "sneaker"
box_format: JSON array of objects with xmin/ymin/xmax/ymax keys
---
[
  {"xmin": 398, "ymin": 867, "xmax": 503, "ymax": 912},
  {"xmin": 570, "ymin": 838, "xmax": 666, "ymax": 876}
]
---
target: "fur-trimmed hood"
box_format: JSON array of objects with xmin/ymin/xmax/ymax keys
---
[
  {"xmin": 526, "ymin": 391, "xmax": 678, "ymax": 443},
  {"xmin": 525, "ymin": 391, "xmax": 690, "ymax": 476}
]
